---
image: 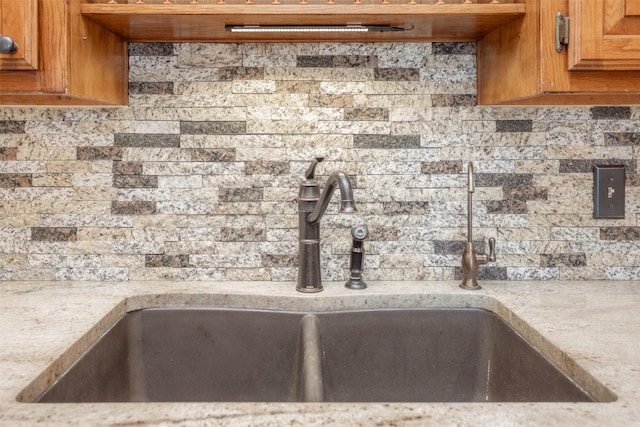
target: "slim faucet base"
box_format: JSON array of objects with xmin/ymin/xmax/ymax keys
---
[
  {"xmin": 460, "ymin": 242, "xmax": 482, "ymax": 290},
  {"xmin": 459, "ymin": 281, "xmax": 481, "ymax": 291},
  {"xmin": 296, "ymin": 285, "xmax": 324, "ymax": 293}
]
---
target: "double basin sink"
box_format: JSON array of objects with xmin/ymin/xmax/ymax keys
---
[{"xmin": 25, "ymin": 301, "xmax": 614, "ymax": 403}]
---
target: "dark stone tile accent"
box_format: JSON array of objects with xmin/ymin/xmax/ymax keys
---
[
  {"xmin": 383, "ymin": 201, "xmax": 429, "ymax": 215},
  {"xmin": 113, "ymin": 175, "xmax": 158, "ymax": 188},
  {"xmin": 559, "ymin": 159, "xmax": 635, "ymax": 174},
  {"xmin": 434, "ymin": 240, "xmax": 465, "ymax": 255},
  {"xmin": 496, "ymin": 120, "xmax": 533, "ymax": 133},
  {"xmin": 221, "ymin": 227, "xmax": 266, "ymax": 242},
  {"xmin": 590, "ymin": 106, "xmax": 631, "ymax": 120},
  {"xmin": 431, "ymin": 94, "xmax": 477, "ymax": 107},
  {"xmin": 354, "ymin": 134, "xmax": 420, "ymax": 149},
  {"xmin": 246, "ymin": 161, "xmax": 289, "ymax": 175},
  {"xmin": 111, "ymin": 201, "xmax": 156, "ymax": 215},
  {"xmin": 504, "ymin": 187, "xmax": 548, "ymax": 201},
  {"xmin": 262, "ymin": 254, "xmax": 297, "ymax": 267},
  {"xmin": 374, "ymin": 68, "xmax": 420, "ymax": 81},
  {"xmin": 454, "ymin": 266, "xmax": 508, "ymax": 281},
  {"xmin": 190, "ymin": 149, "xmax": 236, "ymax": 162},
  {"xmin": 219, "ymin": 187, "xmax": 263, "ymax": 202},
  {"xmin": 0, "ymin": 174, "xmax": 32, "ymax": 188},
  {"xmin": 77, "ymin": 147, "xmax": 122, "ymax": 161},
  {"xmin": 0, "ymin": 148, "xmax": 18, "ymax": 161},
  {"xmin": 128, "ymin": 82, "xmax": 174, "ymax": 95},
  {"xmin": 113, "ymin": 161, "xmax": 143, "ymax": 175},
  {"xmin": 605, "ymin": 132, "xmax": 640, "ymax": 146},
  {"xmin": 476, "ymin": 266, "xmax": 509, "ymax": 281},
  {"xmin": 333, "ymin": 55, "xmax": 378, "ymax": 68},
  {"xmin": 297, "ymin": 56, "xmax": 334, "ymax": 68},
  {"xmin": 475, "ymin": 173, "xmax": 534, "ymax": 188},
  {"xmin": 31, "ymin": 227, "xmax": 77, "ymax": 242},
  {"xmin": 128, "ymin": 42, "xmax": 173, "ymax": 56},
  {"xmin": 541, "ymin": 253, "xmax": 587, "ymax": 267},
  {"xmin": 344, "ymin": 108, "xmax": 388, "ymax": 121},
  {"xmin": 219, "ymin": 67, "xmax": 263, "ymax": 80},
  {"xmin": 145, "ymin": 254, "xmax": 190, "ymax": 268},
  {"xmin": 433, "ymin": 42, "xmax": 476, "ymax": 55},
  {"xmin": 114, "ymin": 134, "xmax": 180, "ymax": 148},
  {"xmin": 180, "ymin": 121, "xmax": 246, "ymax": 135},
  {"xmin": 0, "ymin": 121, "xmax": 25, "ymax": 134},
  {"xmin": 600, "ymin": 226, "xmax": 640, "ymax": 241},
  {"xmin": 421, "ymin": 161, "xmax": 462, "ymax": 174},
  {"xmin": 486, "ymin": 199, "xmax": 528, "ymax": 214}
]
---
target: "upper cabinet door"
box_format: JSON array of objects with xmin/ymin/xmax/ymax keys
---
[
  {"xmin": 0, "ymin": 0, "xmax": 38, "ymax": 71},
  {"xmin": 569, "ymin": 0, "xmax": 640, "ymax": 70}
]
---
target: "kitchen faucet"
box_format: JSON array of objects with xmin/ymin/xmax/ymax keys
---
[
  {"xmin": 460, "ymin": 162, "xmax": 496, "ymax": 290},
  {"xmin": 297, "ymin": 158, "xmax": 357, "ymax": 293}
]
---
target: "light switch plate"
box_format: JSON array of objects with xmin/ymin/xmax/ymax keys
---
[{"xmin": 593, "ymin": 165, "xmax": 625, "ymax": 219}]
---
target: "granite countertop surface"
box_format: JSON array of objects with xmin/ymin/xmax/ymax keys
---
[{"xmin": 1, "ymin": 280, "xmax": 639, "ymax": 426}]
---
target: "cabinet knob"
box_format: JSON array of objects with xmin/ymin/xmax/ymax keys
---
[{"xmin": 0, "ymin": 35, "xmax": 18, "ymax": 54}]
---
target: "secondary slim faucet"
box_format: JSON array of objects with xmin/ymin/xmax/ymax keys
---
[
  {"xmin": 297, "ymin": 158, "xmax": 357, "ymax": 293},
  {"xmin": 460, "ymin": 162, "xmax": 496, "ymax": 290}
]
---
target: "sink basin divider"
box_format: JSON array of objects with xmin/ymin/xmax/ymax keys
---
[{"xmin": 297, "ymin": 314, "xmax": 324, "ymax": 402}]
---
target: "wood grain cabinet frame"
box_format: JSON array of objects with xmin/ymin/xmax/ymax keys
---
[
  {"xmin": 0, "ymin": 0, "xmax": 128, "ymax": 105},
  {"xmin": 477, "ymin": 0, "xmax": 640, "ymax": 104}
]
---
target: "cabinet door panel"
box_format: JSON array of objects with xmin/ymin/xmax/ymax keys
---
[
  {"xmin": 569, "ymin": 0, "xmax": 640, "ymax": 70},
  {"xmin": 0, "ymin": 0, "xmax": 38, "ymax": 71}
]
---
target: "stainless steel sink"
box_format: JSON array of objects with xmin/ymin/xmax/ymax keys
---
[{"xmin": 31, "ymin": 308, "xmax": 607, "ymax": 403}]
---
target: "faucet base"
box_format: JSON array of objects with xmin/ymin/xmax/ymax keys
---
[
  {"xmin": 345, "ymin": 277, "xmax": 367, "ymax": 290},
  {"xmin": 296, "ymin": 285, "xmax": 324, "ymax": 293},
  {"xmin": 459, "ymin": 281, "xmax": 481, "ymax": 291}
]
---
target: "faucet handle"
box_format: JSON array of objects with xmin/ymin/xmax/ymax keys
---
[
  {"xmin": 487, "ymin": 237, "xmax": 496, "ymax": 262},
  {"xmin": 305, "ymin": 157, "xmax": 325, "ymax": 180}
]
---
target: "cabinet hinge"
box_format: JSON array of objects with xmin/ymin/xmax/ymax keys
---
[{"xmin": 555, "ymin": 12, "xmax": 570, "ymax": 53}]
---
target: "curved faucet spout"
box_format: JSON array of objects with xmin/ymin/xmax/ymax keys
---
[{"xmin": 307, "ymin": 171, "xmax": 356, "ymax": 224}]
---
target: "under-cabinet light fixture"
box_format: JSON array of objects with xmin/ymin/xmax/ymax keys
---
[{"xmin": 225, "ymin": 25, "xmax": 410, "ymax": 33}]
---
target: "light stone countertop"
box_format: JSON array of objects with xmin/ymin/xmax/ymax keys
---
[{"xmin": 1, "ymin": 280, "xmax": 639, "ymax": 426}]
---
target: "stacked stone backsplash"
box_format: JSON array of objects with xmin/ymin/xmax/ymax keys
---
[{"xmin": 1, "ymin": 42, "xmax": 639, "ymax": 282}]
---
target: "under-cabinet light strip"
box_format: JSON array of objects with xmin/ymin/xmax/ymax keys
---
[{"xmin": 225, "ymin": 25, "xmax": 408, "ymax": 33}]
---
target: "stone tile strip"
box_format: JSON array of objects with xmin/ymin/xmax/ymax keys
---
[
  {"xmin": 605, "ymin": 133, "xmax": 640, "ymax": 146},
  {"xmin": 0, "ymin": 121, "xmax": 25, "ymax": 133},
  {"xmin": 77, "ymin": 147, "xmax": 122, "ymax": 161},
  {"xmin": 0, "ymin": 148, "xmax": 18, "ymax": 161},
  {"xmin": 354, "ymin": 134, "xmax": 420, "ymax": 149},
  {"xmin": 180, "ymin": 121, "xmax": 246, "ymax": 135},
  {"xmin": 600, "ymin": 227, "xmax": 640, "ymax": 240},
  {"xmin": 541, "ymin": 253, "xmax": 587, "ymax": 267},
  {"xmin": 111, "ymin": 201, "xmax": 156, "ymax": 215},
  {"xmin": 0, "ymin": 174, "xmax": 32, "ymax": 187},
  {"xmin": 591, "ymin": 106, "xmax": 631, "ymax": 120},
  {"xmin": 31, "ymin": 227, "xmax": 77, "ymax": 242},
  {"xmin": 115, "ymin": 134, "xmax": 180, "ymax": 148},
  {"xmin": 145, "ymin": 254, "xmax": 190, "ymax": 268}
]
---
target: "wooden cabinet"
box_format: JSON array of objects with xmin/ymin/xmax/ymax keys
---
[
  {"xmin": 79, "ymin": 1, "xmax": 526, "ymax": 43},
  {"xmin": 0, "ymin": 0, "xmax": 39, "ymax": 71},
  {"xmin": 478, "ymin": 0, "xmax": 640, "ymax": 104},
  {"xmin": 0, "ymin": 0, "xmax": 128, "ymax": 105},
  {"xmin": 569, "ymin": 0, "xmax": 640, "ymax": 70}
]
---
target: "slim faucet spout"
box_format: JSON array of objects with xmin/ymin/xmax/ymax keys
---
[
  {"xmin": 307, "ymin": 171, "xmax": 356, "ymax": 224},
  {"xmin": 460, "ymin": 162, "xmax": 497, "ymax": 290}
]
